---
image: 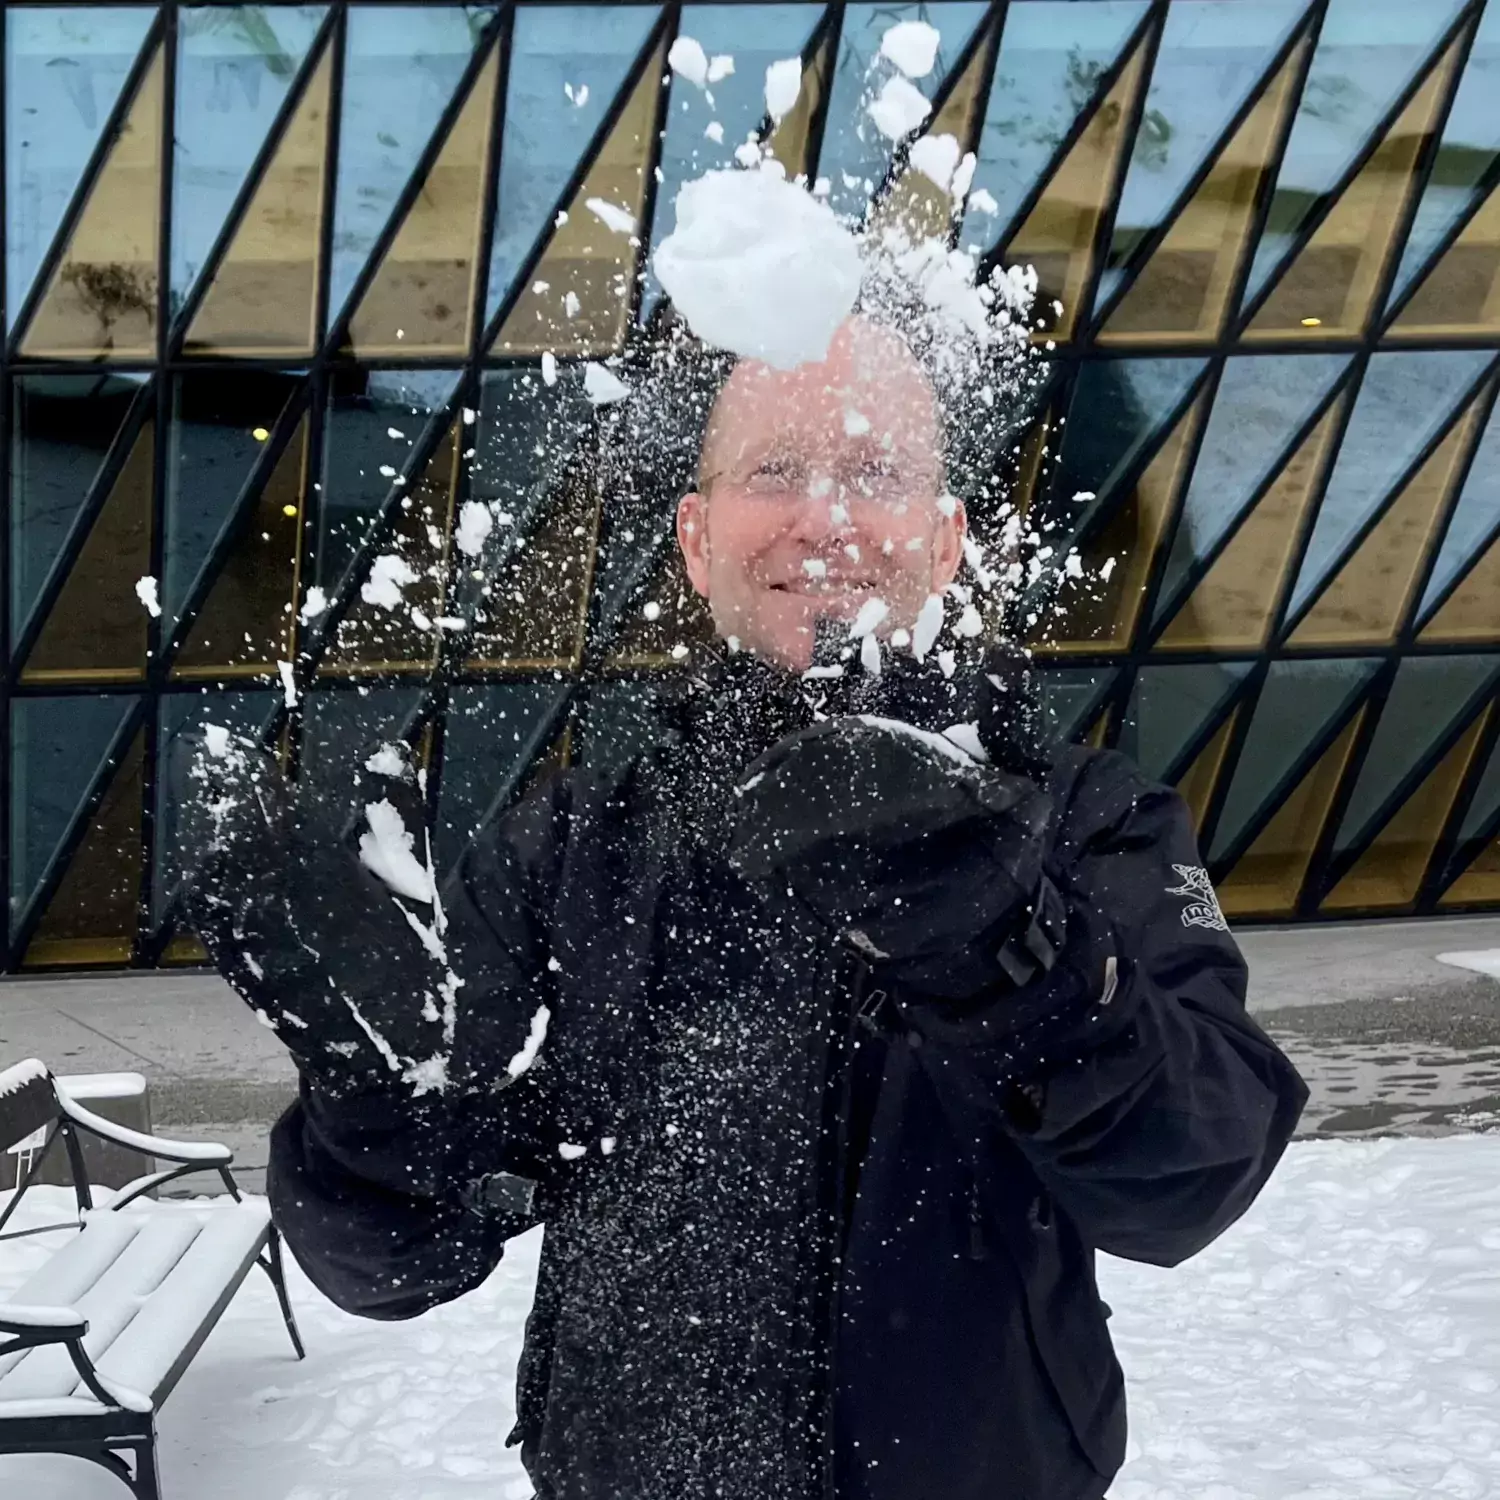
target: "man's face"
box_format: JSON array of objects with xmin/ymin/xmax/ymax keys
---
[{"xmin": 677, "ymin": 318, "xmax": 964, "ymax": 671}]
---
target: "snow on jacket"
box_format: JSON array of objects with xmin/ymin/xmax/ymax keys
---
[{"xmin": 201, "ymin": 658, "xmax": 1308, "ymax": 1500}]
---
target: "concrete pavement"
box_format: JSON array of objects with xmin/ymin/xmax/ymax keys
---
[{"xmin": 4, "ymin": 915, "xmax": 1500, "ymax": 1194}]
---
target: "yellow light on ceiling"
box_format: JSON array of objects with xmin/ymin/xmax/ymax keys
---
[
  {"xmin": 1300, "ymin": 316, "xmax": 1322, "ymax": 328},
  {"xmin": 282, "ymin": 504, "xmax": 298, "ymax": 518},
  {"xmin": 251, "ymin": 426, "xmax": 270, "ymax": 441}
]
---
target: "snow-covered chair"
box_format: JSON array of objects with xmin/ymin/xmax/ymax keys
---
[{"xmin": 0, "ymin": 1058, "xmax": 304, "ymax": 1499}]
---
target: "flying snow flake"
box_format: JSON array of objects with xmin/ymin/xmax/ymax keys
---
[
  {"xmin": 584, "ymin": 362, "xmax": 629, "ymax": 405},
  {"xmin": 203, "ymin": 723, "xmax": 232, "ymax": 760},
  {"xmin": 378, "ymin": 464, "xmax": 398, "ymax": 478},
  {"xmin": 955, "ymin": 604, "xmax": 984, "ymax": 638},
  {"xmin": 764, "ymin": 56, "xmax": 802, "ymax": 122},
  {"xmin": 643, "ymin": 601, "xmax": 662, "ymax": 621},
  {"xmin": 358, "ymin": 799, "xmax": 434, "ymax": 905},
  {"xmin": 563, "ymin": 81, "xmax": 589, "ymax": 107},
  {"xmin": 868, "ymin": 75, "xmax": 931, "ymax": 140},
  {"xmin": 386, "ymin": 426, "xmax": 406, "ymax": 440},
  {"xmin": 653, "ymin": 169, "xmax": 862, "ymax": 370},
  {"xmin": 908, "ymin": 132, "xmax": 961, "ymax": 191},
  {"xmin": 585, "ymin": 196, "xmax": 636, "ymax": 235},
  {"xmin": 911, "ymin": 592, "xmax": 944, "ymax": 661},
  {"xmin": 879, "ymin": 18, "xmax": 941, "ymax": 78},
  {"xmin": 362, "ymin": 553, "xmax": 420, "ymax": 610},
  {"xmin": 455, "ymin": 500, "xmax": 494, "ymax": 558},
  {"xmin": 707, "ymin": 53, "xmax": 734, "ymax": 83},
  {"xmin": 135, "ymin": 576, "xmax": 161, "ymax": 617},
  {"xmin": 462, "ymin": 406, "xmax": 477, "ymax": 425},
  {"xmin": 277, "ymin": 660, "xmax": 298, "ymax": 707},
  {"xmin": 1101, "ymin": 556, "xmax": 1118, "ymax": 582},
  {"xmin": 364, "ymin": 742, "xmax": 406, "ymax": 778},
  {"xmin": 967, "ymin": 186, "xmax": 999, "ymax": 215},
  {"xmin": 506, "ymin": 1005, "xmax": 551, "ymax": 1080},
  {"xmin": 668, "ymin": 35, "xmax": 709, "ymax": 87},
  {"xmin": 802, "ymin": 558, "xmax": 828, "ymax": 579},
  {"xmin": 704, "ymin": 120, "xmax": 724, "ymax": 143},
  {"xmin": 563, "ymin": 291, "xmax": 581, "ymax": 318},
  {"xmin": 298, "ymin": 585, "xmax": 328, "ymax": 622},
  {"xmin": 670, "ymin": 643, "xmax": 690, "ymax": 661},
  {"xmin": 848, "ymin": 596, "xmax": 889, "ymax": 639},
  {"xmin": 860, "ymin": 631, "xmax": 882, "ymax": 677},
  {"xmin": 541, "ymin": 351, "xmax": 558, "ymax": 387},
  {"xmin": 600, "ymin": 1136, "xmax": 617, "ymax": 1156}
]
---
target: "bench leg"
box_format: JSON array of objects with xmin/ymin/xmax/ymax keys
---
[
  {"xmin": 259, "ymin": 1224, "xmax": 307, "ymax": 1360},
  {"xmin": 129, "ymin": 1434, "xmax": 163, "ymax": 1500}
]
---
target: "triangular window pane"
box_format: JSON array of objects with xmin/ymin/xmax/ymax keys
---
[
  {"xmin": 300, "ymin": 683, "xmax": 425, "ymax": 826},
  {"xmin": 1242, "ymin": 0, "xmax": 1466, "ymax": 305},
  {"xmin": 817, "ymin": 2, "xmax": 989, "ymax": 223},
  {"xmin": 1209, "ymin": 656, "xmax": 1378, "ymax": 860},
  {"xmin": 1419, "ymin": 396, "xmax": 1500, "ymax": 620},
  {"xmin": 1037, "ymin": 666, "xmax": 1117, "ymax": 744},
  {"xmin": 1156, "ymin": 353, "xmax": 1347, "ymax": 619},
  {"xmin": 1290, "ymin": 350, "xmax": 1491, "ymax": 616},
  {"xmin": 1120, "ymin": 662, "xmax": 1250, "ymax": 784},
  {"xmin": 1096, "ymin": 0, "xmax": 1307, "ymax": 310},
  {"xmin": 1459, "ymin": 733, "xmax": 1500, "ymax": 844},
  {"xmin": 963, "ymin": 0, "xmax": 1147, "ymax": 245},
  {"xmin": 171, "ymin": 5, "xmax": 327, "ymax": 314},
  {"xmin": 328, "ymin": 6, "xmax": 496, "ymax": 322},
  {"xmin": 485, "ymin": 5, "xmax": 659, "ymax": 327},
  {"xmin": 1335, "ymin": 654, "xmax": 1500, "ymax": 853},
  {"xmin": 4, "ymin": 7, "xmax": 155, "ymax": 325}
]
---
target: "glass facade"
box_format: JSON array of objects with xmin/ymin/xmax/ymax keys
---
[{"xmin": 5, "ymin": 0, "xmax": 1500, "ymax": 970}]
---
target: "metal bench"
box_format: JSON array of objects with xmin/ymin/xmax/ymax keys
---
[{"xmin": 0, "ymin": 1058, "xmax": 304, "ymax": 1499}]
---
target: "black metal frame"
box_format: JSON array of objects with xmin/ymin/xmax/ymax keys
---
[
  {"xmin": 3, "ymin": 0, "xmax": 1500, "ymax": 960},
  {"xmin": 0, "ymin": 1064, "xmax": 304, "ymax": 1500}
]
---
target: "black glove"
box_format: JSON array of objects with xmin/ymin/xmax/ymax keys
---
[{"xmin": 727, "ymin": 716, "xmax": 1058, "ymax": 998}]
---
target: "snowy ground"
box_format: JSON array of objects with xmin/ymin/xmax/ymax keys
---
[{"xmin": 2, "ymin": 1137, "xmax": 1498, "ymax": 1499}]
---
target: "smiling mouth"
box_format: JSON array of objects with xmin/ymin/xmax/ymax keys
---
[{"xmin": 768, "ymin": 577, "xmax": 876, "ymax": 596}]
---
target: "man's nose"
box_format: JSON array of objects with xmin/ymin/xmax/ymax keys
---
[{"xmin": 789, "ymin": 474, "xmax": 855, "ymax": 543}]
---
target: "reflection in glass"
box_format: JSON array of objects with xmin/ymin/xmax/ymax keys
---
[
  {"xmin": 9, "ymin": 374, "xmax": 147, "ymax": 643},
  {"xmin": 172, "ymin": 5, "xmax": 326, "ymax": 314},
  {"xmin": 1095, "ymin": 0, "xmax": 1306, "ymax": 312},
  {"xmin": 1119, "ymin": 662, "xmax": 1250, "ymax": 785},
  {"xmin": 1241, "ymin": 0, "xmax": 1465, "ymax": 307},
  {"xmin": 1036, "ymin": 666, "xmax": 1117, "ymax": 745},
  {"xmin": 485, "ymin": 5, "xmax": 657, "ymax": 327},
  {"xmin": 1289, "ymin": 350, "xmax": 1491, "ymax": 617},
  {"xmin": 1391, "ymin": 178, "xmax": 1500, "ymax": 338},
  {"xmin": 1421, "ymin": 534, "xmax": 1500, "ymax": 645},
  {"xmin": 963, "ymin": 0, "xmax": 1146, "ymax": 246},
  {"xmin": 1459, "ymin": 728, "xmax": 1500, "ymax": 844},
  {"xmin": 328, "ymin": 5, "xmax": 495, "ymax": 322},
  {"xmin": 9, "ymin": 695, "xmax": 138, "ymax": 929},
  {"xmin": 20, "ymin": 44, "xmax": 164, "ymax": 358},
  {"xmin": 4, "ymin": 6, "xmax": 154, "ymax": 326},
  {"xmin": 1418, "ymin": 397, "xmax": 1500, "ymax": 620}
]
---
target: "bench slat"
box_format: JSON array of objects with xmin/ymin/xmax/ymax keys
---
[
  {"xmin": 92, "ymin": 1205, "xmax": 269, "ymax": 1409},
  {"xmin": 0, "ymin": 1217, "xmax": 198, "ymax": 1401},
  {"xmin": 0, "ymin": 1216, "xmax": 145, "ymax": 1382}
]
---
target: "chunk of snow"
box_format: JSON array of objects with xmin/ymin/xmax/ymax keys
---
[
  {"xmin": 643, "ymin": 601, "xmax": 662, "ymax": 621},
  {"xmin": 942, "ymin": 722, "xmax": 988, "ymax": 762},
  {"xmin": 950, "ymin": 151, "xmax": 977, "ymax": 202},
  {"xmin": 967, "ymin": 186, "xmax": 999, "ymax": 215},
  {"xmin": 558, "ymin": 1143, "xmax": 588, "ymax": 1161},
  {"xmin": 298, "ymin": 585, "xmax": 328, "ymax": 623},
  {"xmin": 868, "ymin": 75, "xmax": 931, "ymax": 140},
  {"xmin": 506, "ymin": 1005, "xmax": 551, "ymax": 1080},
  {"xmin": 858, "ymin": 714, "xmax": 975, "ymax": 766},
  {"xmin": 358, "ymin": 799, "xmax": 433, "ymax": 904},
  {"xmin": 880, "ymin": 18, "xmax": 941, "ymax": 78},
  {"xmin": 455, "ymin": 500, "xmax": 494, "ymax": 558},
  {"xmin": 963, "ymin": 535, "xmax": 995, "ymax": 591},
  {"xmin": 764, "ymin": 57, "xmax": 801, "ymax": 121},
  {"xmin": 668, "ymin": 35, "xmax": 709, "ymax": 87},
  {"xmin": 704, "ymin": 120, "xmax": 724, "ymax": 144},
  {"xmin": 1100, "ymin": 556, "xmax": 1118, "ymax": 582},
  {"xmin": 364, "ymin": 743, "xmax": 406, "ymax": 778},
  {"xmin": 843, "ymin": 408, "xmax": 871, "ymax": 436},
  {"xmin": 955, "ymin": 604, "xmax": 984, "ymax": 638},
  {"xmin": 707, "ymin": 54, "xmax": 734, "ymax": 83},
  {"xmin": 0, "ymin": 1059, "xmax": 48, "ymax": 1099},
  {"xmin": 585, "ymin": 197, "xmax": 636, "ymax": 235},
  {"xmin": 600, "ymin": 1136, "xmax": 617, "ymax": 1156},
  {"xmin": 860, "ymin": 632, "xmax": 882, "ymax": 677},
  {"xmin": 203, "ymin": 723, "xmax": 232, "ymax": 760},
  {"xmin": 669, "ymin": 642, "xmax": 690, "ymax": 661},
  {"xmin": 135, "ymin": 576, "xmax": 161, "ymax": 618},
  {"xmin": 362, "ymin": 553, "xmax": 420, "ymax": 610},
  {"xmin": 802, "ymin": 558, "xmax": 827, "ymax": 579},
  {"xmin": 541, "ymin": 351, "xmax": 558, "ymax": 387},
  {"xmin": 462, "ymin": 406, "xmax": 477, "ymax": 425},
  {"xmin": 653, "ymin": 169, "xmax": 862, "ymax": 370},
  {"xmin": 848, "ymin": 597, "xmax": 889, "ymax": 639},
  {"xmin": 937, "ymin": 648, "xmax": 956, "ymax": 678},
  {"xmin": 584, "ymin": 363, "xmax": 629, "ymax": 405},
  {"xmin": 908, "ymin": 132, "xmax": 961, "ymax": 190},
  {"xmin": 277, "ymin": 660, "xmax": 298, "ymax": 707},
  {"xmin": 911, "ymin": 593, "xmax": 944, "ymax": 660}
]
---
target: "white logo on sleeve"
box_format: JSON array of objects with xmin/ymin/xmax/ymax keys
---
[{"xmin": 1166, "ymin": 864, "xmax": 1229, "ymax": 932}]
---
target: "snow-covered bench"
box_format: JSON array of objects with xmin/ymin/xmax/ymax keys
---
[{"xmin": 0, "ymin": 1058, "xmax": 304, "ymax": 1498}]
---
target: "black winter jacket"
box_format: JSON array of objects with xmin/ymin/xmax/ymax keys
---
[{"xmin": 201, "ymin": 659, "xmax": 1307, "ymax": 1500}]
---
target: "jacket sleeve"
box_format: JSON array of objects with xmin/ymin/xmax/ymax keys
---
[
  {"xmin": 910, "ymin": 751, "xmax": 1309, "ymax": 1268},
  {"xmin": 259, "ymin": 778, "xmax": 575, "ymax": 1319}
]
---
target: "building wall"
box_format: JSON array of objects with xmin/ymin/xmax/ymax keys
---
[{"xmin": 6, "ymin": 0, "xmax": 1500, "ymax": 971}]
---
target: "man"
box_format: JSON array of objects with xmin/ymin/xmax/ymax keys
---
[{"xmin": 189, "ymin": 314, "xmax": 1308, "ymax": 1500}]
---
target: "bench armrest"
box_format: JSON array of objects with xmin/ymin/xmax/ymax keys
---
[
  {"xmin": 0, "ymin": 1303, "xmax": 88, "ymax": 1337},
  {"xmin": 57, "ymin": 1093, "xmax": 233, "ymax": 1166}
]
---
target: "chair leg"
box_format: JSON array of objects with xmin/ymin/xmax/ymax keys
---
[
  {"xmin": 131, "ymin": 1433, "xmax": 162, "ymax": 1500},
  {"xmin": 260, "ymin": 1224, "xmax": 307, "ymax": 1360}
]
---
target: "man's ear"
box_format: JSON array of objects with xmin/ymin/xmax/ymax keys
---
[
  {"xmin": 677, "ymin": 492, "xmax": 711, "ymax": 598},
  {"xmin": 931, "ymin": 496, "xmax": 967, "ymax": 590}
]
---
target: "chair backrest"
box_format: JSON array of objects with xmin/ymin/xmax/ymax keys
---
[{"xmin": 0, "ymin": 1060, "xmax": 59, "ymax": 1156}]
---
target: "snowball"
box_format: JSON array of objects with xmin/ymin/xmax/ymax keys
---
[
  {"xmin": 506, "ymin": 1005, "xmax": 551, "ymax": 1080},
  {"xmin": 643, "ymin": 600, "xmax": 662, "ymax": 621},
  {"xmin": 364, "ymin": 742, "xmax": 406, "ymax": 778},
  {"xmin": 868, "ymin": 75, "xmax": 931, "ymax": 140},
  {"xmin": 765, "ymin": 56, "xmax": 802, "ymax": 121},
  {"xmin": 707, "ymin": 54, "xmax": 735, "ymax": 83},
  {"xmin": 585, "ymin": 197, "xmax": 636, "ymax": 235},
  {"xmin": 203, "ymin": 724, "xmax": 231, "ymax": 759},
  {"xmin": 909, "ymin": 132, "xmax": 961, "ymax": 191},
  {"xmin": 653, "ymin": 169, "xmax": 862, "ymax": 369},
  {"xmin": 455, "ymin": 500, "xmax": 493, "ymax": 558},
  {"xmin": 584, "ymin": 362, "xmax": 629, "ymax": 405},
  {"xmin": 541, "ymin": 351, "xmax": 558, "ymax": 387},
  {"xmin": 880, "ymin": 19, "xmax": 941, "ymax": 78},
  {"xmin": 358, "ymin": 799, "xmax": 433, "ymax": 904},
  {"xmin": 298, "ymin": 585, "xmax": 328, "ymax": 622},
  {"xmin": 135, "ymin": 575, "xmax": 161, "ymax": 618},
  {"xmin": 362, "ymin": 553, "xmax": 419, "ymax": 610},
  {"xmin": 848, "ymin": 596, "xmax": 889, "ymax": 639},
  {"xmin": 668, "ymin": 35, "xmax": 709, "ymax": 87},
  {"xmin": 911, "ymin": 593, "xmax": 944, "ymax": 661}
]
